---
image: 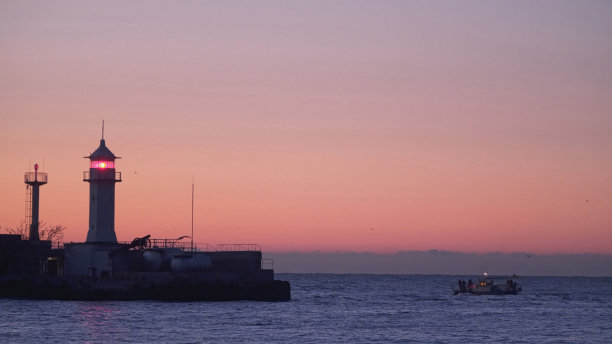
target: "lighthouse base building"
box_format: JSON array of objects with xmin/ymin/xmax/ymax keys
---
[{"xmin": 0, "ymin": 134, "xmax": 290, "ymax": 301}]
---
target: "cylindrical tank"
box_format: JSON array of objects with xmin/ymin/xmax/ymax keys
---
[
  {"xmin": 170, "ymin": 254, "xmax": 212, "ymax": 272},
  {"xmin": 143, "ymin": 249, "xmax": 162, "ymax": 272}
]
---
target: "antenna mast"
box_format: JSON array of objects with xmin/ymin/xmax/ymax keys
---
[
  {"xmin": 191, "ymin": 176, "xmax": 194, "ymax": 252},
  {"xmin": 102, "ymin": 120, "xmax": 105, "ymax": 139}
]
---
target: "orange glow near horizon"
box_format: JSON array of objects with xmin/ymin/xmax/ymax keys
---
[{"xmin": 1, "ymin": 1, "xmax": 611, "ymax": 255}]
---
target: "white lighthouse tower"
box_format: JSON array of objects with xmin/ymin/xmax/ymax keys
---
[{"xmin": 83, "ymin": 128, "xmax": 121, "ymax": 243}]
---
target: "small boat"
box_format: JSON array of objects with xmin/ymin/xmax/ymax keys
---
[{"xmin": 453, "ymin": 273, "xmax": 521, "ymax": 295}]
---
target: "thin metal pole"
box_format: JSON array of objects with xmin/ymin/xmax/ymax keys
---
[{"xmin": 191, "ymin": 176, "xmax": 194, "ymax": 252}]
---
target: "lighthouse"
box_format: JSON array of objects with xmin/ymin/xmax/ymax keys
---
[
  {"xmin": 83, "ymin": 131, "xmax": 121, "ymax": 243},
  {"xmin": 24, "ymin": 163, "xmax": 48, "ymax": 241}
]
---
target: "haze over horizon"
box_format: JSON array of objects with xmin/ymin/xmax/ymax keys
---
[{"xmin": 1, "ymin": 1, "xmax": 611, "ymax": 257}]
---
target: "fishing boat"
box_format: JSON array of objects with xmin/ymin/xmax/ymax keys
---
[{"xmin": 453, "ymin": 273, "xmax": 521, "ymax": 295}]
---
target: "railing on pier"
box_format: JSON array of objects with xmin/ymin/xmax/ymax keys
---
[
  {"xmin": 261, "ymin": 258, "xmax": 274, "ymax": 270},
  {"xmin": 146, "ymin": 239, "xmax": 217, "ymax": 252},
  {"xmin": 114, "ymin": 240, "xmax": 260, "ymax": 253},
  {"xmin": 217, "ymin": 244, "xmax": 261, "ymax": 252},
  {"xmin": 147, "ymin": 238, "xmax": 191, "ymax": 250}
]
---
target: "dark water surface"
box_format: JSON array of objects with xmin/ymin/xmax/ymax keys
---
[{"xmin": 1, "ymin": 274, "xmax": 611, "ymax": 343}]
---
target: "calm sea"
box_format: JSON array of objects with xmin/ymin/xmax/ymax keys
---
[{"xmin": 1, "ymin": 274, "xmax": 610, "ymax": 343}]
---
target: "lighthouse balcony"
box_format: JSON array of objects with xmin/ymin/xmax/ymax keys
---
[
  {"xmin": 83, "ymin": 170, "xmax": 122, "ymax": 182},
  {"xmin": 24, "ymin": 172, "xmax": 48, "ymax": 184}
]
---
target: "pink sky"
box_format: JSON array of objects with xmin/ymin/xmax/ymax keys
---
[{"xmin": 1, "ymin": 1, "xmax": 611, "ymax": 254}]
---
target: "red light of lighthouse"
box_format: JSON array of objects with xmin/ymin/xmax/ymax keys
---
[{"xmin": 91, "ymin": 161, "xmax": 114, "ymax": 169}]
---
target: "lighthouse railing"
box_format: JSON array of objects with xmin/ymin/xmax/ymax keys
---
[
  {"xmin": 83, "ymin": 171, "xmax": 122, "ymax": 181},
  {"xmin": 24, "ymin": 172, "xmax": 48, "ymax": 183}
]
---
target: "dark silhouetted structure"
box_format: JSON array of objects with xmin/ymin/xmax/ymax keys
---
[{"xmin": 1, "ymin": 130, "xmax": 290, "ymax": 301}]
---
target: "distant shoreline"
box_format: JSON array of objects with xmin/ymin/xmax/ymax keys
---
[{"xmin": 266, "ymin": 251, "xmax": 612, "ymax": 277}]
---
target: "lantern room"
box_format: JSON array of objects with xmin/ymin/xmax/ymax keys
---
[
  {"xmin": 83, "ymin": 138, "xmax": 121, "ymax": 182},
  {"xmin": 90, "ymin": 160, "xmax": 114, "ymax": 169}
]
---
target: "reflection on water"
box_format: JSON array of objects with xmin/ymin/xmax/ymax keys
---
[{"xmin": 77, "ymin": 303, "xmax": 118, "ymax": 343}]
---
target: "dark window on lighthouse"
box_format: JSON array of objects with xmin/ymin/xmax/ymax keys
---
[{"xmin": 92, "ymin": 195, "xmax": 95, "ymax": 201}]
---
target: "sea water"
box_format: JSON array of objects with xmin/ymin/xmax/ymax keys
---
[{"xmin": 1, "ymin": 274, "xmax": 610, "ymax": 343}]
